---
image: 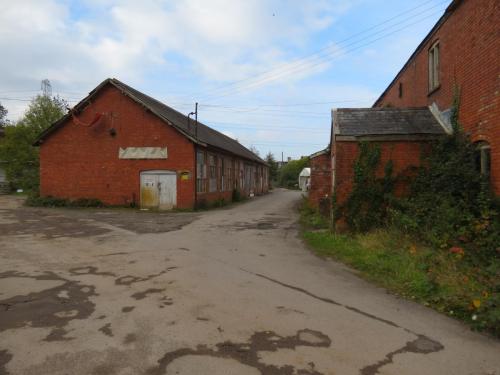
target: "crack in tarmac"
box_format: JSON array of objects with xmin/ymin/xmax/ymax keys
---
[{"xmin": 238, "ymin": 268, "xmax": 445, "ymax": 374}]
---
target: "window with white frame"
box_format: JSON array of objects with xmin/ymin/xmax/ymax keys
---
[
  {"xmin": 475, "ymin": 142, "xmax": 491, "ymax": 176},
  {"xmin": 196, "ymin": 151, "xmax": 206, "ymax": 193},
  {"xmin": 428, "ymin": 41, "xmax": 440, "ymax": 92}
]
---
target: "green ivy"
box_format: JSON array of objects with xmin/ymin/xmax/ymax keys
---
[{"xmin": 343, "ymin": 142, "xmax": 394, "ymax": 232}]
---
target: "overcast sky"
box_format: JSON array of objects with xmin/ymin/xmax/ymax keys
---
[{"xmin": 0, "ymin": 0, "xmax": 448, "ymax": 159}]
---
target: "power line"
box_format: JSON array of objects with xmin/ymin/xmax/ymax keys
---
[
  {"xmin": 202, "ymin": 8, "xmax": 447, "ymax": 101},
  {"xmin": 241, "ymin": 141, "xmax": 326, "ymax": 146},
  {"xmin": 0, "ymin": 97, "xmax": 79, "ymax": 103},
  {"xmin": 196, "ymin": 2, "xmax": 447, "ymax": 101},
  {"xmin": 191, "ymin": 0, "xmax": 439, "ymax": 100},
  {"xmin": 200, "ymin": 98, "xmax": 373, "ymax": 108},
  {"xmin": 209, "ymin": 124, "xmax": 327, "ymax": 133}
]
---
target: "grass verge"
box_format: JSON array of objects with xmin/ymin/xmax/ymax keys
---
[{"xmin": 300, "ymin": 202, "xmax": 499, "ymax": 337}]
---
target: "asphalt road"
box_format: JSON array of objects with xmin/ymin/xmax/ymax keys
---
[{"xmin": 0, "ymin": 190, "xmax": 499, "ymax": 375}]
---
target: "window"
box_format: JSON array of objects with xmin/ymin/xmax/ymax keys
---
[
  {"xmin": 196, "ymin": 151, "xmax": 207, "ymax": 193},
  {"xmin": 225, "ymin": 158, "xmax": 233, "ymax": 191},
  {"xmin": 209, "ymin": 154, "xmax": 217, "ymax": 192},
  {"xmin": 428, "ymin": 42, "xmax": 440, "ymax": 92},
  {"xmin": 218, "ymin": 156, "xmax": 224, "ymax": 191},
  {"xmin": 398, "ymin": 82, "xmax": 403, "ymax": 98},
  {"xmin": 475, "ymin": 142, "xmax": 491, "ymax": 176}
]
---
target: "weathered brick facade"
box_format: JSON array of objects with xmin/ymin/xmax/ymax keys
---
[
  {"xmin": 333, "ymin": 141, "xmax": 430, "ymax": 206},
  {"xmin": 374, "ymin": 0, "xmax": 500, "ymax": 194},
  {"xmin": 38, "ymin": 82, "xmax": 268, "ymax": 209},
  {"xmin": 309, "ymin": 150, "xmax": 331, "ymax": 212}
]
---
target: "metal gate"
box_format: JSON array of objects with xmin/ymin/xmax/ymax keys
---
[{"xmin": 140, "ymin": 170, "xmax": 176, "ymax": 210}]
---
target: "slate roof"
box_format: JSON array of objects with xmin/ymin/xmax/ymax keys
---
[
  {"xmin": 334, "ymin": 107, "xmax": 447, "ymax": 137},
  {"xmin": 309, "ymin": 148, "xmax": 329, "ymax": 158},
  {"xmin": 35, "ymin": 78, "xmax": 265, "ymax": 164}
]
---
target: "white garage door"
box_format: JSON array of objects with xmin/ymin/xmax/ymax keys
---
[{"xmin": 140, "ymin": 170, "xmax": 177, "ymax": 210}]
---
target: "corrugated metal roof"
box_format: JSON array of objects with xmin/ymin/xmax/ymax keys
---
[
  {"xmin": 334, "ymin": 107, "xmax": 446, "ymax": 136},
  {"xmin": 35, "ymin": 78, "xmax": 265, "ymax": 164}
]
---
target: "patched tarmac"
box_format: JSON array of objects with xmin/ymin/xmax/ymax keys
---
[{"xmin": 0, "ymin": 192, "xmax": 499, "ymax": 374}]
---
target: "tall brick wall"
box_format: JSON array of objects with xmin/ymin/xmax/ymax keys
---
[
  {"xmin": 309, "ymin": 152, "xmax": 331, "ymax": 209},
  {"xmin": 333, "ymin": 140, "xmax": 429, "ymax": 205},
  {"xmin": 375, "ymin": 0, "xmax": 500, "ymax": 194},
  {"xmin": 40, "ymin": 85, "xmax": 197, "ymax": 208}
]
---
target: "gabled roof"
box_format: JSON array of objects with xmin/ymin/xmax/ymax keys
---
[
  {"xmin": 373, "ymin": 0, "xmax": 463, "ymax": 107},
  {"xmin": 35, "ymin": 78, "xmax": 265, "ymax": 164},
  {"xmin": 299, "ymin": 168, "xmax": 311, "ymax": 177},
  {"xmin": 334, "ymin": 107, "xmax": 447, "ymax": 137},
  {"xmin": 309, "ymin": 148, "xmax": 329, "ymax": 159}
]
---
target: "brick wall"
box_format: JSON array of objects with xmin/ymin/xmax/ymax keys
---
[
  {"xmin": 40, "ymin": 85, "xmax": 197, "ymax": 208},
  {"xmin": 40, "ymin": 84, "xmax": 268, "ymax": 209},
  {"xmin": 309, "ymin": 152, "xmax": 331, "ymax": 210},
  {"xmin": 334, "ymin": 140, "xmax": 429, "ymax": 205},
  {"xmin": 375, "ymin": 0, "xmax": 500, "ymax": 194}
]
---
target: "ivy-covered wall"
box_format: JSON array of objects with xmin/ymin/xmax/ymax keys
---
[{"xmin": 333, "ymin": 139, "xmax": 431, "ymax": 207}]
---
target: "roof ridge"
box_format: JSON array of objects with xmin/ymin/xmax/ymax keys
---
[
  {"xmin": 35, "ymin": 77, "xmax": 265, "ymax": 164},
  {"xmin": 110, "ymin": 78, "xmax": 196, "ymax": 124},
  {"xmin": 109, "ymin": 78, "xmax": 264, "ymax": 163}
]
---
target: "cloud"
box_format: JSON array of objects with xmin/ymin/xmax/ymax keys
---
[{"xmin": 0, "ymin": 0, "xmax": 355, "ymax": 121}]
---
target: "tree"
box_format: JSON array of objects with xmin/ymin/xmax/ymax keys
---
[
  {"xmin": 0, "ymin": 102, "xmax": 8, "ymax": 126},
  {"xmin": 0, "ymin": 95, "xmax": 67, "ymax": 191},
  {"xmin": 264, "ymin": 152, "xmax": 278, "ymax": 184},
  {"xmin": 249, "ymin": 145, "xmax": 260, "ymax": 157},
  {"xmin": 278, "ymin": 157, "xmax": 309, "ymax": 189}
]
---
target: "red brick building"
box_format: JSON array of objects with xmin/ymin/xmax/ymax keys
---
[
  {"xmin": 374, "ymin": 0, "xmax": 499, "ymax": 194},
  {"xmin": 309, "ymin": 0, "xmax": 499, "ymax": 211},
  {"xmin": 331, "ymin": 108, "xmax": 446, "ymax": 206},
  {"xmin": 35, "ymin": 79, "xmax": 268, "ymax": 209},
  {"xmin": 309, "ymin": 149, "xmax": 331, "ymax": 214}
]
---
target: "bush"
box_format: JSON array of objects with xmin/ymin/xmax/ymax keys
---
[
  {"xmin": 25, "ymin": 195, "xmax": 104, "ymax": 208},
  {"xmin": 232, "ymin": 188, "xmax": 242, "ymax": 202},
  {"xmin": 320, "ymin": 95, "xmax": 500, "ymax": 336},
  {"xmin": 278, "ymin": 157, "xmax": 309, "ymax": 189},
  {"xmin": 388, "ymin": 110, "xmax": 499, "ymax": 335},
  {"xmin": 299, "ymin": 198, "xmax": 328, "ymax": 230}
]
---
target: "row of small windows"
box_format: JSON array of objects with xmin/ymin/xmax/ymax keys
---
[{"xmin": 196, "ymin": 151, "xmax": 266, "ymax": 194}]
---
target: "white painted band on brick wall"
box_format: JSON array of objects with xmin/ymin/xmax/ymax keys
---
[{"xmin": 118, "ymin": 147, "xmax": 168, "ymax": 159}]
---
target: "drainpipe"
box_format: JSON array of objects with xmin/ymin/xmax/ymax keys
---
[
  {"xmin": 188, "ymin": 104, "xmax": 199, "ymax": 209},
  {"xmin": 194, "ymin": 146, "xmax": 197, "ymax": 209},
  {"xmin": 195, "ymin": 102, "xmax": 198, "ymax": 139}
]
